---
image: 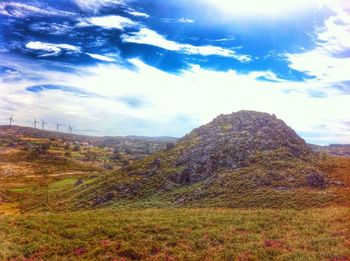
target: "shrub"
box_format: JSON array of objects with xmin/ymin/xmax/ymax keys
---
[{"xmin": 72, "ymin": 144, "xmax": 81, "ymax": 152}]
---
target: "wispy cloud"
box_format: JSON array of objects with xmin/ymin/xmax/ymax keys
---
[
  {"xmin": 74, "ymin": 0, "xmax": 125, "ymax": 12},
  {"xmin": 80, "ymin": 15, "xmax": 137, "ymax": 30},
  {"xmin": 122, "ymin": 28, "xmax": 251, "ymax": 62},
  {"xmin": 128, "ymin": 11, "xmax": 150, "ymax": 18},
  {"xmin": 0, "ymin": 66, "xmax": 22, "ymax": 82},
  {"xmin": 118, "ymin": 96, "xmax": 148, "ymax": 108},
  {"xmin": 29, "ymin": 22, "xmax": 71, "ymax": 35},
  {"xmin": 26, "ymin": 84, "xmax": 94, "ymax": 98},
  {"xmin": 25, "ymin": 41, "xmax": 80, "ymax": 57},
  {"xmin": 333, "ymin": 81, "xmax": 350, "ymax": 95},
  {"xmin": 0, "ymin": 2, "xmax": 74, "ymax": 17},
  {"xmin": 86, "ymin": 53, "xmax": 115, "ymax": 62},
  {"xmin": 178, "ymin": 17, "xmax": 194, "ymax": 23}
]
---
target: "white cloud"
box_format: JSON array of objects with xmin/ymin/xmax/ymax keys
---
[
  {"xmin": 287, "ymin": 50, "xmax": 350, "ymax": 83},
  {"xmin": 178, "ymin": 17, "xmax": 194, "ymax": 23},
  {"xmin": 74, "ymin": 0, "xmax": 125, "ymax": 12},
  {"xmin": 86, "ymin": 53, "xmax": 115, "ymax": 62},
  {"xmin": 128, "ymin": 11, "xmax": 150, "ymax": 18},
  {"xmin": 25, "ymin": 42, "xmax": 118, "ymax": 63},
  {"xmin": 25, "ymin": 41, "xmax": 80, "ymax": 57},
  {"xmin": 2, "ymin": 59, "xmax": 349, "ymax": 143},
  {"xmin": 80, "ymin": 15, "xmax": 137, "ymax": 30},
  {"xmin": 286, "ymin": 3, "xmax": 350, "ymax": 85},
  {"xmin": 316, "ymin": 8, "xmax": 350, "ymax": 54},
  {"xmin": 0, "ymin": 2, "xmax": 74, "ymax": 17},
  {"xmin": 122, "ymin": 28, "xmax": 251, "ymax": 62}
]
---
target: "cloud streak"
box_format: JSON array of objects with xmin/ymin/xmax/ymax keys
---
[
  {"xmin": 25, "ymin": 41, "xmax": 80, "ymax": 57},
  {"xmin": 128, "ymin": 11, "xmax": 150, "ymax": 18},
  {"xmin": 0, "ymin": 2, "xmax": 74, "ymax": 17},
  {"xmin": 80, "ymin": 15, "xmax": 137, "ymax": 30},
  {"xmin": 122, "ymin": 28, "xmax": 251, "ymax": 62}
]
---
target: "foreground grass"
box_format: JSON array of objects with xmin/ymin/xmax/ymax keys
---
[{"xmin": 0, "ymin": 207, "xmax": 349, "ymax": 260}]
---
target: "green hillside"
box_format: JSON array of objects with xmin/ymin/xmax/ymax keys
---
[{"xmin": 68, "ymin": 111, "xmax": 349, "ymax": 209}]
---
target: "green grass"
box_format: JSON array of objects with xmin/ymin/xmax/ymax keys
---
[
  {"xmin": 0, "ymin": 207, "xmax": 349, "ymax": 260},
  {"xmin": 48, "ymin": 178, "xmax": 79, "ymax": 191},
  {"xmin": 8, "ymin": 188, "xmax": 31, "ymax": 193}
]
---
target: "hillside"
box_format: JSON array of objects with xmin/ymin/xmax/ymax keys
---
[{"xmin": 70, "ymin": 111, "xmax": 349, "ymax": 209}]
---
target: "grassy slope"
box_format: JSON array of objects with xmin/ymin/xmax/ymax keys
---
[{"xmin": 1, "ymin": 208, "xmax": 349, "ymax": 260}]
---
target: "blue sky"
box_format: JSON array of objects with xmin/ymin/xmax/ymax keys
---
[{"xmin": 0, "ymin": 0, "xmax": 349, "ymax": 144}]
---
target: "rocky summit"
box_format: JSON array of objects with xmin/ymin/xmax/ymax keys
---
[{"xmin": 170, "ymin": 110, "xmax": 313, "ymax": 184}]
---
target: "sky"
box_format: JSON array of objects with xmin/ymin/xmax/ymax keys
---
[{"xmin": 0, "ymin": 0, "xmax": 349, "ymax": 144}]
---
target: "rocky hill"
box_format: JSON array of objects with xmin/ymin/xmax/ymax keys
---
[
  {"xmin": 71, "ymin": 111, "xmax": 348, "ymax": 209},
  {"xmin": 169, "ymin": 111, "xmax": 312, "ymax": 184}
]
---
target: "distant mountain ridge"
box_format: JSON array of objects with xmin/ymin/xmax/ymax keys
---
[
  {"xmin": 0, "ymin": 125, "xmax": 178, "ymax": 155},
  {"xmin": 0, "ymin": 125, "xmax": 178, "ymax": 143},
  {"xmin": 309, "ymin": 143, "xmax": 350, "ymax": 157}
]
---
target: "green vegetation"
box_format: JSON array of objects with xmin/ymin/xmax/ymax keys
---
[
  {"xmin": 0, "ymin": 208, "xmax": 349, "ymax": 260},
  {"xmin": 67, "ymin": 151, "xmax": 350, "ymax": 210}
]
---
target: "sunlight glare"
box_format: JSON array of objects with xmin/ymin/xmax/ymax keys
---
[{"xmin": 205, "ymin": 0, "xmax": 326, "ymax": 17}]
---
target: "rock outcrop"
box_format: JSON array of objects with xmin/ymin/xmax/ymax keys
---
[{"xmin": 170, "ymin": 110, "xmax": 313, "ymax": 184}]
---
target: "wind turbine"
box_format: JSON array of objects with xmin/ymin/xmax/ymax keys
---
[
  {"xmin": 55, "ymin": 123, "xmax": 61, "ymax": 132},
  {"xmin": 8, "ymin": 115, "xmax": 14, "ymax": 126},
  {"xmin": 41, "ymin": 120, "xmax": 47, "ymax": 130},
  {"xmin": 33, "ymin": 118, "xmax": 39, "ymax": 129},
  {"xmin": 68, "ymin": 125, "xmax": 73, "ymax": 133}
]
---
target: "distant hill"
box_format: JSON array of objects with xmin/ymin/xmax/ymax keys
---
[
  {"xmin": 0, "ymin": 125, "xmax": 178, "ymax": 156},
  {"xmin": 310, "ymin": 143, "xmax": 350, "ymax": 157},
  {"xmin": 72, "ymin": 111, "xmax": 349, "ymax": 209}
]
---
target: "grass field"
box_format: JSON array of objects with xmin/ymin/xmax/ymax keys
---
[
  {"xmin": 0, "ymin": 154, "xmax": 348, "ymax": 260},
  {"xmin": 0, "ymin": 207, "xmax": 349, "ymax": 260}
]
